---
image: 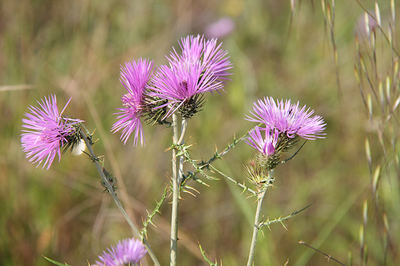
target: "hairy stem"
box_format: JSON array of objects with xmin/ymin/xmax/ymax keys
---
[
  {"xmin": 170, "ymin": 113, "xmax": 179, "ymax": 266},
  {"xmin": 80, "ymin": 129, "xmax": 160, "ymax": 266}
]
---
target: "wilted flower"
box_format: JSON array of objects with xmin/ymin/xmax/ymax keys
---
[
  {"xmin": 112, "ymin": 58, "xmax": 153, "ymax": 145},
  {"xmin": 150, "ymin": 35, "xmax": 232, "ymax": 118},
  {"xmin": 246, "ymin": 97, "xmax": 326, "ymax": 140},
  {"xmin": 21, "ymin": 95, "xmax": 81, "ymax": 169},
  {"xmin": 95, "ymin": 238, "xmax": 147, "ymax": 266},
  {"xmin": 246, "ymin": 126, "xmax": 278, "ymax": 156},
  {"xmin": 205, "ymin": 17, "xmax": 235, "ymax": 39}
]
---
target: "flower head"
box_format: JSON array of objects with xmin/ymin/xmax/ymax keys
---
[
  {"xmin": 170, "ymin": 35, "xmax": 232, "ymax": 80},
  {"xmin": 95, "ymin": 238, "xmax": 147, "ymax": 266},
  {"xmin": 21, "ymin": 95, "xmax": 81, "ymax": 169},
  {"xmin": 150, "ymin": 35, "xmax": 232, "ymax": 118},
  {"xmin": 150, "ymin": 62, "xmax": 222, "ymax": 117},
  {"xmin": 112, "ymin": 58, "xmax": 153, "ymax": 145},
  {"xmin": 246, "ymin": 126, "xmax": 278, "ymax": 156},
  {"xmin": 246, "ymin": 97, "xmax": 326, "ymax": 140},
  {"xmin": 205, "ymin": 17, "xmax": 235, "ymax": 39}
]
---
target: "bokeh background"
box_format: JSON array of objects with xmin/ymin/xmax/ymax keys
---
[{"xmin": 1, "ymin": 0, "xmax": 399, "ymax": 265}]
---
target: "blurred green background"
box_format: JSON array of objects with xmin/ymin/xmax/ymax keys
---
[{"xmin": 1, "ymin": 0, "xmax": 399, "ymax": 265}]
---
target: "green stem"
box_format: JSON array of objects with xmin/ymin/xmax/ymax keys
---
[
  {"xmin": 177, "ymin": 119, "xmax": 187, "ymax": 184},
  {"xmin": 246, "ymin": 171, "xmax": 273, "ymax": 266},
  {"xmin": 80, "ymin": 129, "xmax": 160, "ymax": 266},
  {"xmin": 170, "ymin": 116, "xmax": 187, "ymax": 266},
  {"xmin": 246, "ymin": 188, "xmax": 267, "ymax": 266},
  {"xmin": 210, "ymin": 165, "xmax": 257, "ymax": 195},
  {"xmin": 170, "ymin": 113, "xmax": 179, "ymax": 266}
]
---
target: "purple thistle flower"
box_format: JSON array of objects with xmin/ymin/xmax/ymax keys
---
[
  {"xmin": 150, "ymin": 62, "xmax": 223, "ymax": 117},
  {"xmin": 168, "ymin": 35, "xmax": 232, "ymax": 80},
  {"xmin": 150, "ymin": 35, "xmax": 232, "ymax": 117},
  {"xmin": 246, "ymin": 126, "xmax": 278, "ymax": 156},
  {"xmin": 21, "ymin": 95, "xmax": 81, "ymax": 169},
  {"xmin": 95, "ymin": 238, "xmax": 147, "ymax": 266},
  {"xmin": 112, "ymin": 58, "xmax": 153, "ymax": 145},
  {"xmin": 246, "ymin": 97, "xmax": 326, "ymax": 140}
]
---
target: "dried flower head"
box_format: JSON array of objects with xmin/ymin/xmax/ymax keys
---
[
  {"xmin": 94, "ymin": 238, "xmax": 147, "ymax": 266},
  {"xmin": 150, "ymin": 35, "xmax": 232, "ymax": 118},
  {"xmin": 247, "ymin": 97, "xmax": 326, "ymax": 140},
  {"xmin": 112, "ymin": 58, "xmax": 153, "ymax": 145},
  {"xmin": 21, "ymin": 95, "xmax": 82, "ymax": 169}
]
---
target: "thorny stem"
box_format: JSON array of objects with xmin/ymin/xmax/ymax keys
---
[
  {"xmin": 80, "ymin": 129, "xmax": 160, "ymax": 266},
  {"xmin": 174, "ymin": 142, "xmax": 256, "ymax": 195},
  {"xmin": 210, "ymin": 165, "xmax": 257, "ymax": 195},
  {"xmin": 259, "ymin": 204, "xmax": 312, "ymax": 229},
  {"xmin": 170, "ymin": 113, "xmax": 180, "ymax": 266},
  {"xmin": 246, "ymin": 171, "xmax": 273, "ymax": 266},
  {"xmin": 181, "ymin": 129, "xmax": 251, "ymax": 185},
  {"xmin": 141, "ymin": 186, "xmax": 168, "ymax": 238}
]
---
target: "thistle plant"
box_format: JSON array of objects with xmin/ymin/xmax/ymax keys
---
[
  {"xmin": 20, "ymin": 34, "xmax": 327, "ymax": 266},
  {"xmin": 244, "ymin": 97, "xmax": 326, "ymax": 266},
  {"xmin": 148, "ymin": 35, "xmax": 232, "ymax": 266},
  {"xmin": 21, "ymin": 94, "xmax": 160, "ymax": 266}
]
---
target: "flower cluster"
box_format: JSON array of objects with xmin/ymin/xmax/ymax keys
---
[
  {"xmin": 20, "ymin": 35, "xmax": 231, "ymax": 167},
  {"xmin": 94, "ymin": 238, "xmax": 147, "ymax": 266},
  {"xmin": 246, "ymin": 97, "xmax": 326, "ymax": 170},
  {"xmin": 21, "ymin": 95, "xmax": 82, "ymax": 169},
  {"xmin": 112, "ymin": 35, "xmax": 232, "ymax": 145}
]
